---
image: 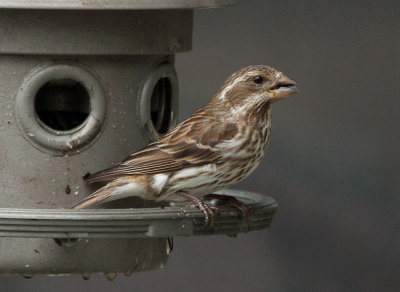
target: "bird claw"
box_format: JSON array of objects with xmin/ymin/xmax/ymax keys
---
[
  {"xmin": 178, "ymin": 191, "xmax": 219, "ymax": 228},
  {"xmin": 205, "ymin": 193, "xmax": 252, "ymax": 226},
  {"xmin": 186, "ymin": 201, "xmax": 219, "ymax": 227}
]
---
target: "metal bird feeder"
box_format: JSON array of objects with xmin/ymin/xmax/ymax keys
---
[{"xmin": 0, "ymin": 0, "xmax": 277, "ymax": 279}]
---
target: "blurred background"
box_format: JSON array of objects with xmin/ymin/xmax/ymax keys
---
[{"xmin": 2, "ymin": 0, "xmax": 399, "ymax": 291}]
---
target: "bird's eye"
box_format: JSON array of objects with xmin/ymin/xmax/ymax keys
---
[{"xmin": 253, "ymin": 76, "xmax": 264, "ymax": 84}]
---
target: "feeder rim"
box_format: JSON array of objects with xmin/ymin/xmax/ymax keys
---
[
  {"xmin": 0, "ymin": 189, "xmax": 277, "ymax": 238},
  {"xmin": 0, "ymin": 0, "xmax": 236, "ymax": 10}
]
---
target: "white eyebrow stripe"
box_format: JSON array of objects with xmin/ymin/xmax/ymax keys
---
[{"xmin": 218, "ymin": 75, "xmax": 248, "ymax": 101}]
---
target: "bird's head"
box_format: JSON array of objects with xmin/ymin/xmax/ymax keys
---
[{"xmin": 212, "ymin": 65, "xmax": 299, "ymax": 112}]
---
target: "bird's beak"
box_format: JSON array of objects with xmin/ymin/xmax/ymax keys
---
[{"xmin": 268, "ymin": 73, "xmax": 299, "ymax": 99}]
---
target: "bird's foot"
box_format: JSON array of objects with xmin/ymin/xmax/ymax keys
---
[
  {"xmin": 177, "ymin": 191, "xmax": 219, "ymax": 228},
  {"xmin": 205, "ymin": 193, "xmax": 252, "ymax": 226}
]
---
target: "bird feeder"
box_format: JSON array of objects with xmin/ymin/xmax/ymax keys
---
[{"xmin": 0, "ymin": 0, "xmax": 277, "ymax": 279}]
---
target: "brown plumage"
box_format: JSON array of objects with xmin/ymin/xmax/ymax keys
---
[{"xmin": 74, "ymin": 65, "xmax": 299, "ymax": 226}]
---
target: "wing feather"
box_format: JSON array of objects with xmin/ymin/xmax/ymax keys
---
[{"xmin": 85, "ymin": 114, "xmax": 239, "ymax": 183}]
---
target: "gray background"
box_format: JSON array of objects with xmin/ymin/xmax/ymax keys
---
[{"xmin": 2, "ymin": 0, "xmax": 399, "ymax": 291}]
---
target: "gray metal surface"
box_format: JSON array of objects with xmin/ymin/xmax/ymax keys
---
[
  {"xmin": 15, "ymin": 64, "xmax": 107, "ymax": 153},
  {"xmin": 139, "ymin": 63, "xmax": 179, "ymax": 140},
  {"xmin": 0, "ymin": 0, "xmax": 235, "ymax": 10},
  {"xmin": 0, "ymin": 56, "xmax": 178, "ymax": 276},
  {"xmin": 0, "ymin": 237, "xmax": 169, "ymax": 276},
  {"xmin": 0, "ymin": 10, "xmax": 193, "ymax": 55},
  {"xmin": 0, "ymin": 55, "xmax": 179, "ymax": 209},
  {"xmin": 0, "ymin": 190, "xmax": 277, "ymax": 238}
]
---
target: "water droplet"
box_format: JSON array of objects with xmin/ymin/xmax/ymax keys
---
[
  {"xmin": 105, "ymin": 272, "xmax": 118, "ymax": 281},
  {"xmin": 25, "ymin": 264, "xmax": 30, "ymax": 268},
  {"xmin": 27, "ymin": 132, "xmax": 35, "ymax": 137},
  {"xmin": 81, "ymin": 272, "xmax": 91, "ymax": 280},
  {"xmin": 74, "ymin": 191, "xmax": 79, "ymax": 195}
]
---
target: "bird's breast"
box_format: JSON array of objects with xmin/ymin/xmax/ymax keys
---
[{"xmin": 213, "ymin": 123, "xmax": 271, "ymax": 188}]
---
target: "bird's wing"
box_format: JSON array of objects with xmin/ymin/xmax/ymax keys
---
[{"xmin": 85, "ymin": 115, "xmax": 239, "ymax": 183}]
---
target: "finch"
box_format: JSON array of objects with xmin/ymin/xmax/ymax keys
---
[{"xmin": 74, "ymin": 65, "xmax": 299, "ymax": 226}]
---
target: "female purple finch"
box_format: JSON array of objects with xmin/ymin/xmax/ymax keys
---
[{"xmin": 75, "ymin": 65, "xmax": 299, "ymax": 226}]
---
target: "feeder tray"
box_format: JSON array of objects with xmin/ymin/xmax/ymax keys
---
[
  {"xmin": 0, "ymin": 189, "xmax": 277, "ymax": 277},
  {"xmin": 0, "ymin": 190, "xmax": 276, "ymax": 238}
]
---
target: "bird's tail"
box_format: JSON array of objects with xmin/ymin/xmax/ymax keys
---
[{"xmin": 72, "ymin": 185, "xmax": 114, "ymax": 209}]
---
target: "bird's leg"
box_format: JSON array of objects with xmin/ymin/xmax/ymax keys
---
[
  {"xmin": 205, "ymin": 194, "xmax": 252, "ymax": 224},
  {"xmin": 176, "ymin": 191, "xmax": 219, "ymax": 228}
]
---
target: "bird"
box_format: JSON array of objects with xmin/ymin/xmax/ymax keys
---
[{"xmin": 74, "ymin": 65, "xmax": 299, "ymax": 226}]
